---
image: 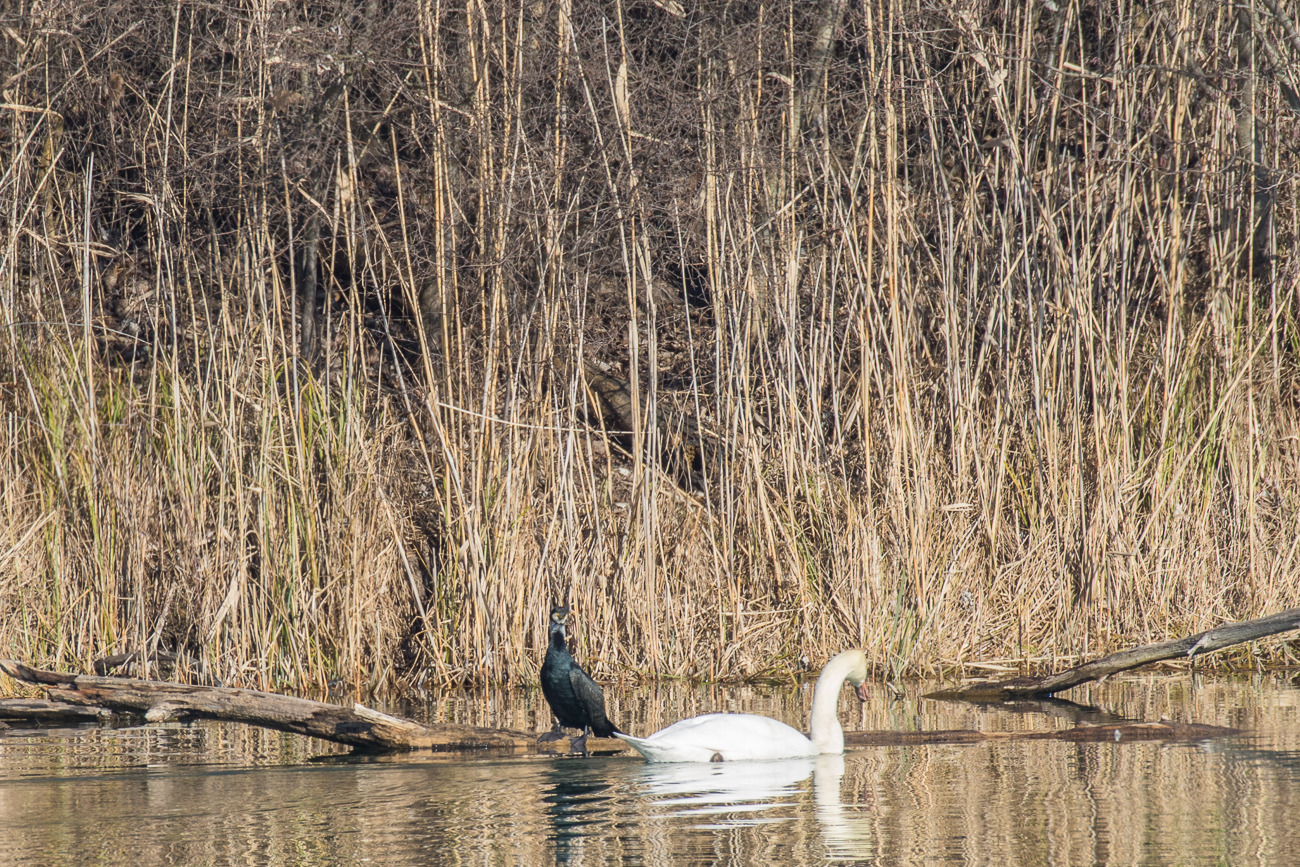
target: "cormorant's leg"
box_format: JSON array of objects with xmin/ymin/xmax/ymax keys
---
[
  {"xmin": 537, "ymin": 721, "xmax": 567, "ymax": 743},
  {"xmin": 569, "ymin": 726, "xmax": 592, "ymax": 756}
]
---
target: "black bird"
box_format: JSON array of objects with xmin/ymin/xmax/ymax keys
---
[{"xmin": 538, "ymin": 605, "xmax": 621, "ymax": 754}]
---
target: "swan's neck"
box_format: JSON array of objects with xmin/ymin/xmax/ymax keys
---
[{"xmin": 807, "ymin": 653, "xmax": 859, "ymax": 753}]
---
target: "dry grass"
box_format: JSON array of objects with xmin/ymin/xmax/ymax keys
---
[{"xmin": 1, "ymin": 0, "xmax": 1298, "ymax": 689}]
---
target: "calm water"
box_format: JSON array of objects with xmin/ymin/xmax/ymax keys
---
[{"xmin": 2, "ymin": 672, "xmax": 1299, "ymax": 866}]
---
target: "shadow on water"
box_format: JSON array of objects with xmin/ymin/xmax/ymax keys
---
[
  {"xmin": 541, "ymin": 757, "xmax": 617, "ymax": 861},
  {"xmin": 1217, "ymin": 740, "xmax": 1300, "ymax": 782},
  {"xmin": 938, "ymin": 694, "xmax": 1141, "ymax": 726}
]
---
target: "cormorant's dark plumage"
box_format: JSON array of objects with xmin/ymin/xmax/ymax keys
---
[{"xmin": 538, "ymin": 605, "xmax": 621, "ymax": 753}]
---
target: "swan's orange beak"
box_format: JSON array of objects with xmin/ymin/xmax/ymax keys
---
[{"xmin": 854, "ymin": 682, "xmax": 870, "ymax": 702}]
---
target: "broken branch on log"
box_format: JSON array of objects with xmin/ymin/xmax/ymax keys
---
[
  {"xmin": 928, "ymin": 607, "xmax": 1300, "ymax": 701},
  {"xmin": 93, "ymin": 650, "xmax": 179, "ymax": 676}
]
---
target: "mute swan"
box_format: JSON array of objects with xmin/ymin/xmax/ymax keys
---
[
  {"xmin": 538, "ymin": 605, "xmax": 622, "ymax": 754},
  {"xmin": 616, "ymin": 649, "xmax": 869, "ymax": 763}
]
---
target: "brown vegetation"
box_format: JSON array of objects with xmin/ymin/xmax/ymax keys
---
[{"xmin": 1, "ymin": 0, "xmax": 1298, "ymax": 690}]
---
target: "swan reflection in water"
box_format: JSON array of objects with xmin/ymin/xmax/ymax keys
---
[
  {"xmin": 638, "ymin": 757, "xmax": 813, "ymax": 825},
  {"xmin": 811, "ymin": 754, "xmax": 877, "ymax": 860},
  {"xmin": 635, "ymin": 754, "xmax": 876, "ymax": 855}
]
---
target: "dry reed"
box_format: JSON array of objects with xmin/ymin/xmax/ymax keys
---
[{"xmin": 1, "ymin": 0, "xmax": 1298, "ymax": 689}]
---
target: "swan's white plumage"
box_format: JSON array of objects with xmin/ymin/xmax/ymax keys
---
[
  {"xmin": 617, "ymin": 713, "xmax": 817, "ymax": 762},
  {"xmin": 617, "ymin": 649, "xmax": 869, "ymax": 763}
]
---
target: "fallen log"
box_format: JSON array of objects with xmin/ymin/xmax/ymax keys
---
[
  {"xmin": 0, "ymin": 660, "xmax": 564, "ymax": 752},
  {"xmin": 927, "ymin": 607, "xmax": 1300, "ymax": 701}
]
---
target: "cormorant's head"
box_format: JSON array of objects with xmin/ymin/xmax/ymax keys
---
[{"xmin": 548, "ymin": 606, "xmax": 571, "ymax": 645}]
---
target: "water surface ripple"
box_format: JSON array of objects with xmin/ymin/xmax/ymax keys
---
[{"xmin": 1, "ymin": 672, "xmax": 1297, "ymax": 866}]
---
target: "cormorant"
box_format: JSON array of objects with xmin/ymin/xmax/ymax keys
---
[{"xmin": 538, "ymin": 605, "xmax": 621, "ymax": 754}]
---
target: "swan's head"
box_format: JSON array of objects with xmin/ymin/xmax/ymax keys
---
[{"xmin": 832, "ymin": 649, "xmax": 871, "ymax": 702}]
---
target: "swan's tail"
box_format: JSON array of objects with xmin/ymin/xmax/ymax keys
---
[
  {"xmin": 615, "ymin": 732, "xmax": 725, "ymax": 763},
  {"xmin": 613, "ymin": 732, "xmax": 650, "ymax": 755},
  {"xmin": 614, "ymin": 732, "xmax": 675, "ymax": 762}
]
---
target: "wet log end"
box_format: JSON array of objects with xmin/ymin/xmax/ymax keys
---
[{"xmin": 0, "ymin": 697, "xmax": 114, "ymax": 723}]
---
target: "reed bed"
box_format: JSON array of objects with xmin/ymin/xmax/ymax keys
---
[{"xmin": 1, "ymin": 0, "xmax": 1298, "ymax": 689}]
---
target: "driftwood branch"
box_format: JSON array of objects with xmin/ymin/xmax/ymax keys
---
[{"xmin": 929, "ymin": 607, "xmax": 1300, "ymax": 701}]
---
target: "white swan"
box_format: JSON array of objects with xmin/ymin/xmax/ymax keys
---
[{"xmin": 616, "ymin": 649, "xmax": 870, "ymax": 763}]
